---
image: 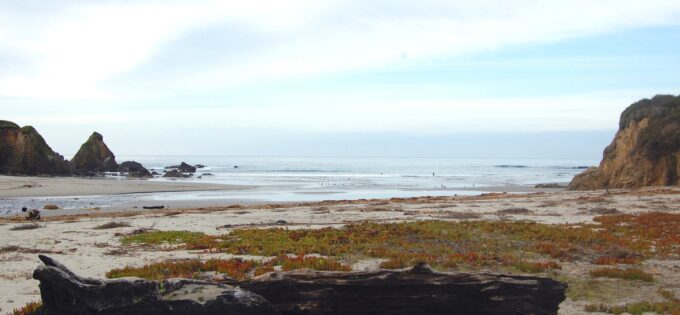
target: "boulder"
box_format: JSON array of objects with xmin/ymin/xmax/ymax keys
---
[
  {"xmin": 569, "ymin": 95, "xmax": 680, "ymax": 190},
  {"xmin": 534, "ymin": 183, "xmax": 566, "ymax": 189},
  {"xmin": 165, "ymin": 162, "xmax": 197, "ymax": 173},
  {"xmin": 163, "ymin": 170, "xmax": 192, "ymax": 178},
  {"xmin": 71, "ymin": 132, "xmax": 118, "ymax": 174},
  {"xmin": 31, "ymin": 255, "xmax": 277, "ymax": 315},
  {"xmin": 0, "ymin": 121, "xmax": 71, "ymax": 176},
  {"xmin": 118, "ymin": 161, "xmax": 151, "ymax": 178}
]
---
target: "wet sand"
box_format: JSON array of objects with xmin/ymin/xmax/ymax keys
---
[{"xmin": 0, "ymin": 175, "xmax": 247, "ymax": 198}]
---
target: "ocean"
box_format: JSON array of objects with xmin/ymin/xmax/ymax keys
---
[{"xmin": 1, "ymin": 156, "xmax": 598, "ymax": 215}]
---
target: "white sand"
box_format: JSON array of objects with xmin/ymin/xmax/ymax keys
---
[
  {"xmin": 1, "ymin": 187, "xmax": 679, "ymax": 314},
  {"xmin": 0, "ymin": 175, "xmax": 245, "ymax": 198}
]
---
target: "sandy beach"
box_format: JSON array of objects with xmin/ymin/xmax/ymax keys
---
[
  {"xmin": 1, "ymin": 186, "xmax": 679, "ymax": 314},
  {"xmin": 0, "ymin": 175, "xmax": 246, "ymax": 198}
]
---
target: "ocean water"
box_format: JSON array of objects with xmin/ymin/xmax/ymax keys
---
[
  {"xmin": 129, "ymin": 156, "xmax": 596, "ymax": 188},
  {"xmin": 1, "ymin": 156, "xmax": 598, "ymax": 215}
]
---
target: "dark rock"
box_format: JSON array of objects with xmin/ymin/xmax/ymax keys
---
[
  {"xmin": 495, "ymin": 165, "xmax": 528, "ymax": 168},
  {"xmin": 163, "ymin": 170, "xmax": 192, "ymax": 178},
  {"xmin": 118, "ymin": 161, "xmax": 151, "ymax": 178},
  {"xmin": 195, "ymin": 164, "xmax": 206, "ymax": 169},
  {"xmin": 534, "ymin": 183, "xmax": 565, "ymax": 189},
  {"xmin": 202, "ymin": 173, "xmax": 214, "ymax": 176},
  {"xmin": 165, "ymin": 162, "xmax": 196, "ymax": 173},
  {"xmin": 71, "ymin": 132, "xmax": 118, "ymax": 174},
  {"xmin": 32, "ymin": 255, "xmax": 277, "ymax": 315},
  {"xmin": 142, "ymin": 206, "xmax": 165, "ymax": 210},
  {"xmin": 0, "ymin": 121, "xmax": 71, "ymax": 176},
  {"xmin": 570, "ymin": 95, "xmax": 680, "ymax": 190}
]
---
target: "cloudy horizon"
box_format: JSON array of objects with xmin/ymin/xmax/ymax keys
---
[{"xmin": 2, "ymin": 1, "xmax": 679, "ymax": 157}]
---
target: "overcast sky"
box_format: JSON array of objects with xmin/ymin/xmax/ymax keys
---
[{"xmin": 1, "ymin": 1, "xmax": 679, "ymax": 158}]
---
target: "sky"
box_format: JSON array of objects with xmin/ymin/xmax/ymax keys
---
[{"xmin": 1, "ymin": 0, "xmax": 679, "ymax": 158}]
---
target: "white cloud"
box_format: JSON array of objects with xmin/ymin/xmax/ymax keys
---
[
  {"xmin": 7, "ymin": 94, "xmax": 632, "ymax": 134},
  {"xmin": 1, "ymin": 0, "xmax": 679, "ymax": 100}
]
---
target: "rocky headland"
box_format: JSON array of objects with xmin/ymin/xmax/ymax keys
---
[
  {"xmin": 0, "ymin": 120, "xmax": 155, "ymax": 178},
  {"xmin": 570, "ymin": 94, "xmax": 680, "ymax": 190},
  {"xmin": 0, "ymin": 121, "xmax": 71, "ymax": 176}
]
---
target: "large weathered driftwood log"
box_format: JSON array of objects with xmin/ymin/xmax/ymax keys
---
[
  {"xmin": 235, "ymin": 262, "xmax": 567, "ymax": 315},
  {"xmin": 32, "ymin": 255, "xmax": 276, "ymax": 315},
  {"xmin": 31, "ymin": 256, "xmax": 566, "ymax": 315}
]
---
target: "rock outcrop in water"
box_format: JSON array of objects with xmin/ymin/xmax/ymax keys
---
[
  {"xmin": 70, "ymin": 132, "xmax": 118, "ymax": 174},
  {"xmin": 118, "ymin": 161, "xmax": 151, "ymax": 178},
  {"xmin": 0, "ymin": 120, "xmax": 71, "ymax": 175},
  {"xmin": 165, "ymin": 162, "xmax": 197, "ymax": 173},
  {"xmin": 570, "ymin": 94, "xmax": 680, "ymax": 190},
  {"xmin": 31, "ymin": 256, "xmax": 566, "ymax": 315}
]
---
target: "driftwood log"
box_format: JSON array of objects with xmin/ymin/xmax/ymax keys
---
[
  {"xmin": 31, "ymin": 255, "xmax": 276, "ymax": 315},
  {"xmin": 235, "ymin": 262, "xmax": 567, "ymax": 315},
  {"xmin": 31, "ymin": 256, "xmax": 566, "ymax": 315}
]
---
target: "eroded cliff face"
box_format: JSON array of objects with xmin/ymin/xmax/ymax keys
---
[
  {"xmin": 0, "ymin": 121, "xmax": 71, "ymax": 175},
  {"xmin": 70, "ymin": 132, "xmax": 118, "ymax": 174},
  {"xmin": 569, "ymin": 95, "xmax": 680, "ymax": 190}
]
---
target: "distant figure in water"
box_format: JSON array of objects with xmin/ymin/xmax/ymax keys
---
[
  {"xmin": 234, "ymin": 165, "xmax": 238, "ymax": 169},
  {"xmin": 432, "ymin": 172, "xmax": 435, "ymax": 176}
]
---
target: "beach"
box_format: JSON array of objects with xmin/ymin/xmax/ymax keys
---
[
  {"xmin": 0, "ymin": 175, "xmax": 245, "ymax": 198},
  {"xmin": 1, "ymin": 182, "xmax": 679, "ymax": 314}
]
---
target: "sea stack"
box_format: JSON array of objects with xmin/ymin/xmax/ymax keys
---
[
  {"xmin": 70, "ymin": 132, "xmax": 118, "ymax": 174},
  {"xmin": 0, "ymin": 120, "xmax": 71, "ymax": 176},
  {"xmin": 569, "ymin": 94, "xmax": 680, "ymax": 190}
]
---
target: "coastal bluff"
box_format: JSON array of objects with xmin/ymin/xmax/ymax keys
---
[
  {"xmin": 570, "ymin": 94, "xmax": 680, "ymax": 190},
  {"xmin": 0, "ymin": 120, "xmax": 71, "ymax": 176}
]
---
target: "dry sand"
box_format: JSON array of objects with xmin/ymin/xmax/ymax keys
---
[
  {"xmin": 1, "ymin": 187, "xmax": 679, "ymax": 314},
  {"xmin": 0, "ymin": 175, "xmax": 245, "ymax": 198}
]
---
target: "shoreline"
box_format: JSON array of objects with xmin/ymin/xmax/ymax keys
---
[
  {"xmin": 0, "ymin": 175, "xmax": 248, "ymax": 198},
  {"xmin": 0, "ymin": 175, "xmax": 569, "ymax": 217}
]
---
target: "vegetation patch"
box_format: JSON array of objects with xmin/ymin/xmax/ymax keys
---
[
  {"xmin": 513, "ymin": 261, "xmax": 562, "ymax": 273},
  {"xmin": 121, "ymin": 212, "xmax": 680, "ymax": 274},
  {"xmin": 106, "ymin": 255, "xmax": 350, "ymax": 281},
  {"xmin": 584, "ymin": 288, "xmax": 680, "ymax": 314},
  {"xmin": 594, "ymin": 256, "xmax": 640, "ymax": 265},
  {"xmin": 121, "ymin": 230, "xmax": 206, "ymax": 246},
  {"xmin": 106, "ymin": 258, "xmax": 259, "ymax": 281},
  {"xmin": 589, "ymin": 267, "xmax": 654, "ymax": 282},
  {"xmin": 11, "ymin": 301, "xmax": 42, "ymax": 315}
]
